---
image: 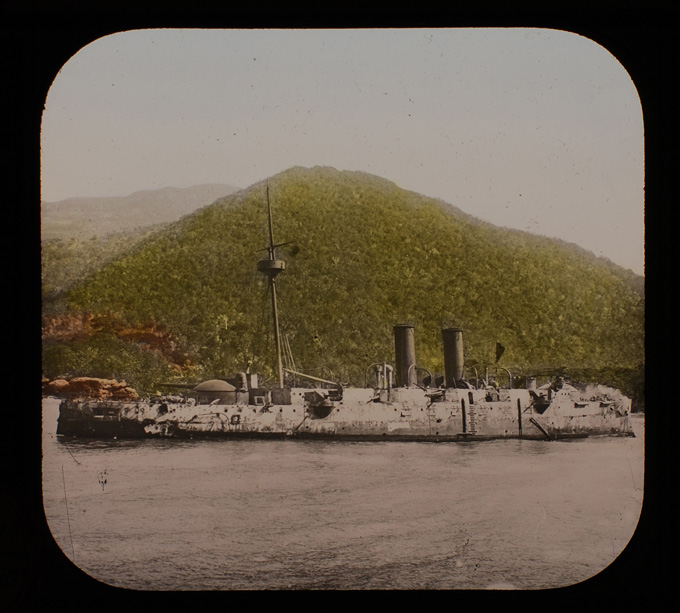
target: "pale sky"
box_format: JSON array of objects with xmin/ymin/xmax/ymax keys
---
[{"xmin": 41, "ymin": 28, "xmax": 644, "ymax": 275}]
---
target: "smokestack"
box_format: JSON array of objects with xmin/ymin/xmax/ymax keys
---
[
  {"xmin": 442, "ymin": 327, "xmax": 464, "ymax": 388},
  {"xmin": 393, "ymin": 324, "xmax": 417, "ymax": 387}
]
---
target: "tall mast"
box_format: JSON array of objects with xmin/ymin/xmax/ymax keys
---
[{"xmin": 257, "ymin": 183, "xmax": 287, "ymax": 388}]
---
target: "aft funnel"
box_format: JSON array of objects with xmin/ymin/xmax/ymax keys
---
[{"xmin": 442, "ymin": 327, "xmax": 464, "ymax": 388}]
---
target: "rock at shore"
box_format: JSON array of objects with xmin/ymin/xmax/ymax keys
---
[{"xmin": 42, "ymin": 377, "xmax": 139, "ymax": 401}]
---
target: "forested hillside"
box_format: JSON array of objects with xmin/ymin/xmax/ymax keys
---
[
  {"xmin": 42, "ymin": 228, "xmax": 162, "ymax": 304},
  {"xmin": 42, "ymin": 166, "xmax": 644, "ymax": 406}
]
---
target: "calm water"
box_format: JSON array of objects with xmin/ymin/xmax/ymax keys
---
[{"xmin": 41, "ymin": 397, "xmax": 644, "ymax": 590}]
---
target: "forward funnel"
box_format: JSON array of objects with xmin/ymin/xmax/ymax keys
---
[{"xmin": 393, "ymin": 324, "xmax": 417, "ymax": 388}]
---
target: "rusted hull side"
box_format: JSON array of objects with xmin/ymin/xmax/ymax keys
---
[
  {"xmin": 55, "ymin": 386, "xmax": 634, "ymax": 442},
  {"xmin": 169, "ymin": 414, "xmax": 633, "ymax": 441}
]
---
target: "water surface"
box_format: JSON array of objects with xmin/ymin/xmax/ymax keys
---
[{"xmin": 42, "ymin": 398, "xmax": 644, "ymax": 590}]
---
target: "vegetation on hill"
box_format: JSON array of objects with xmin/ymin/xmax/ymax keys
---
[
  {"xmin": 41, "ymin": 166, "xmax": 644, "ymax": 407},
  {"xmin": 42, "ymin": 228, "xmax": 163, "ymax": 306}
]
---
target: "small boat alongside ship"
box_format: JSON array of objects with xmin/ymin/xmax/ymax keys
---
[{"xmin": 55, "ymin": 187, "xmax": 634, "ymax": 442}]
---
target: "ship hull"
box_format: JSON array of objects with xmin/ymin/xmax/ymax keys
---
[
  {"xmin": 55, "ymin": 385, "xmax": 634, "ymax": 442},
  {"xmin": 56, "ymin": 400, "xmax": 156, "ymax": 439},
  {"xmin": 56, "ymin": 417, "xmax": 149, "ymax": 439},
  {"xmin": 168, "ymin": 430, "xmax": 631, "ymax": 442}
]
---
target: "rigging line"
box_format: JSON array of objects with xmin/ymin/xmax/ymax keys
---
[
  {"xmin": 626, "ymin": 456, "xmax": 639, "ymax": 491},
  {"xmin": 284, "ymin": 334, "xmax": 298, "ymax": 386},
  {"xmin": 63, "ymin": 440, "xmax": 82, "ymax": 466},
  {"xmin": 284, "ymin": 333, "xmax": 296, "ymax": 372},
  {"xmin": 283, "ymin": 334, "xmax": 289, "ymax": 365},
  {"xmin": 62, "ymin": 465, "xmax": 75, "ymax": 561},
  {"xmin": 294, "ymin": 413, "xmax": 308, "ymax": 431},
  {"xmin": 281, "ymin": 335, "xmax": 289, "ymax": 379}
]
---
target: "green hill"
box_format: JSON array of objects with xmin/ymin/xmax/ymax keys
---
[{"xmin": 41, "ymin": 166, "xmax": 644, "ymax": 407}]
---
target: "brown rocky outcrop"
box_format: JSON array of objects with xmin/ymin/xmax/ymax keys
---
[
  {"xmin": 41, "ymin": 312, "xmax": 94, "ymax": 342},
  {"xmin": 42, "ymin": 377, "xmax": 139, "ymax": 401},
  {"xmin": 42, "ymin": 312, "xmax": 191, "ymax": 368}
]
